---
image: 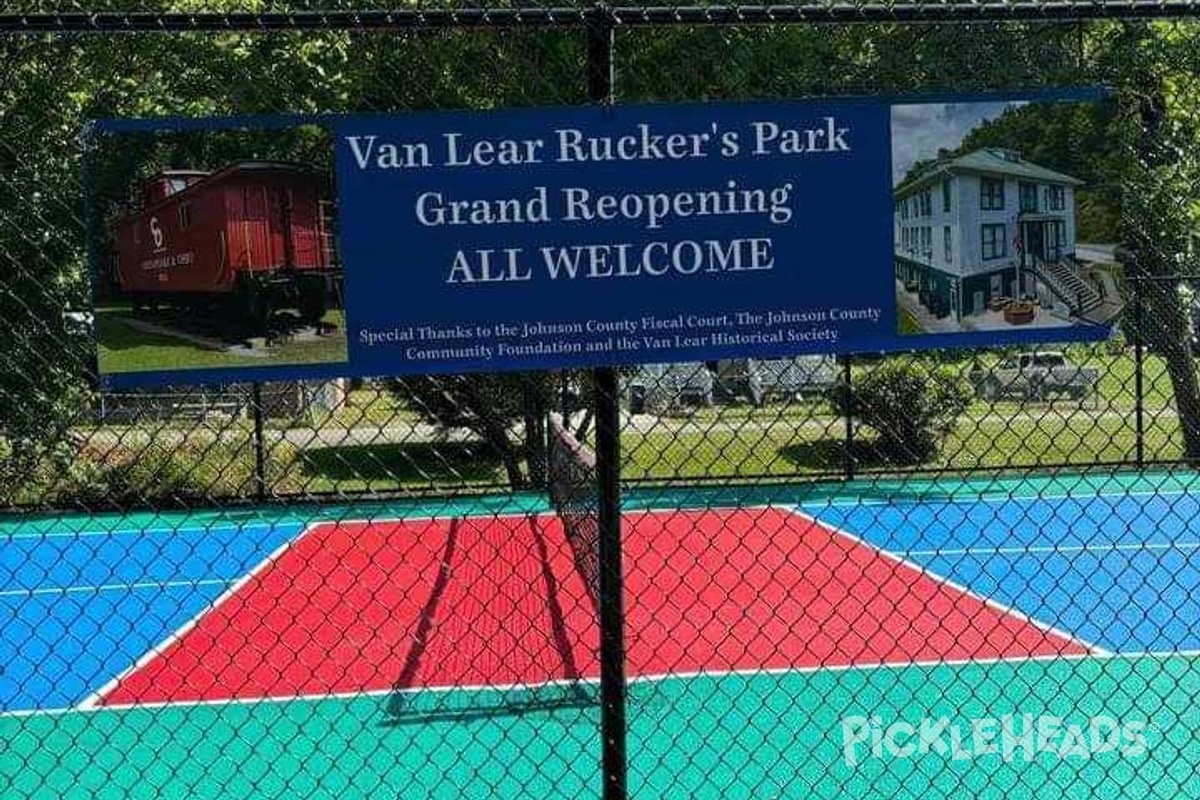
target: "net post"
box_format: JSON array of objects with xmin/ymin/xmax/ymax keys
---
[{"xmin": 587, "ymin": 7, "xmax": 627, "ymax": 800}]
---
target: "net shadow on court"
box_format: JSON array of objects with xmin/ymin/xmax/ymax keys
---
[{"xmin": 381, "ymin": 514, "xmax": 600, "ymax": 725}]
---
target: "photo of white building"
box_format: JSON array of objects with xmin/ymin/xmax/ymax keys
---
[{"xmin": 892, "ymin": 102, "xmax": 1122, "ymax": 335}]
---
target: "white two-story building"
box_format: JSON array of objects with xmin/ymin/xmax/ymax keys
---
[{"xmin": 894, "ymin": 148, "xmax": 1101, "ymax": 324}]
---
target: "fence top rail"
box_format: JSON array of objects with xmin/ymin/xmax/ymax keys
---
[{"xmin": 4, "ymin": 2, "xmax": 1200, "ymax": 33}]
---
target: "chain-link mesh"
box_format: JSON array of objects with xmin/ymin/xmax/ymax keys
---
[{"xmin": 3, "ymin": 6, "xmax": 1200, "ymax": 799}]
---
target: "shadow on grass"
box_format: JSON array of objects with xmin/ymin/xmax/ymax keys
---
[
  {"xmin": 777, "ymin": 438, "xmax": 898, "ymax": 473},
  {"xmin": 298, "ymin": 440, "xmax": 506, "ymax": 486}
]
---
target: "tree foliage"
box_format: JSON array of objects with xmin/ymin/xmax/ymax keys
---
[
  {"xmin": 828, "ymin": 361, "xmax": 973, "ymax": 464},
  {"xmin": 388, "ymin": 374, "xmax": 553, "ymax": 489},
  {"xmin": 898, "ymin": 99, "xmax": 1123, "ymax": 242},
  {"xmin": 5, "ymin": 18, "xmax": 1200, "ymax": 487}
]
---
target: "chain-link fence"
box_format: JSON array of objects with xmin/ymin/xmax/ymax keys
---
[{"xmin": 3, "ymin": 4, "xmax": 1200, "ymax": 799}]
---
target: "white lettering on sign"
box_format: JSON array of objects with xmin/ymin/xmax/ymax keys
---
[{"xmin": 344, "ymin": 135, "xmax": 432, "ymax": 169}]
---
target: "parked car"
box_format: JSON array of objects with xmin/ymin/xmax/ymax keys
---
[
  {"xmin": 627, "ymin": 357, "xmax": 840, "ymax": 413},
  {"xmin": 713, "ymin": 357, "xmax": 838, "ymax": 405},
  {"xmin": 626, "ymin": 363, "xmax": 714, "ymax": 413},
  {"xmin": 711, "ymin": 359, "xmax": 765, "ymax": 406},
  {"xmin": 755, "ymin": 356, "xmax": 838, "ymax": 401},
  {"xmin": 971, "ymin": 352, "xmax": 1098, "ymax": 401}
]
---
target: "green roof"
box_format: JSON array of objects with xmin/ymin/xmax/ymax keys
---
[{"xmin": 895, "ymin": 148, "xmax": 1084, "ymax": 197}]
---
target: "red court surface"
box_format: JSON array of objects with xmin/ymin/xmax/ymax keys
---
[{"xmin": 100, "ymin": 508, "xmax": 1091, "ymax": 706}]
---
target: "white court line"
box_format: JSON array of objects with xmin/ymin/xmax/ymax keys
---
[
  {"xmin": 903, "ymin": 540, "xmax": 1200, "ymax": 559},
  {"xmin": 801, "ymin": 486, "xmax": 1200, "ymax": 509},
  {"xmin": 71, "ymin": 511, "xmax": 553, "ymax": 709},
  {"xmin": 784, "ymin": 508, "xmax": 1111, "ymax": 656},
  {"xmin": 0, "ymin": 503, "xmax": 1161, "ymax": 714},
  {"xmin": 8, "ymin": 483, "xmax": 1200, "ymax": 539},
  {"xmin": 0, "ymin": 579, "xmax": 232, "ymax": 599},
  {"xmin": 5, "ymin": 648, "xmax": 1199, "ymax": 720},
  {"xmin": 0, "ymin": 522, "xmax": 300, "ymax": 541},
  {"xmin": 74, "ymin": 520, "xmax": 322, "ymax": 710},
  {"xmin": 0, "ymin": 509, "xmax": 551, "ymax": 541}
]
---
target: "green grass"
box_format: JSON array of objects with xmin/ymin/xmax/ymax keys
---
[
  {"xmin": 687, "ymin": 398, "xmax": 830, "ymax": 421},
  {"xmin": 96, "ymin": 305, "xmax": 348, "ymax": 374},
  {"xmin": 48, "ymin": 343, "xmax": 1199, "ymax": 499},
  {"xmin": 46, "ymin": 409, "xmax": 1181, "ymax": 498},
  {"xmin": 294, "ymin": 440, "xmax": 506, "ymax": 493},
  {"xmin": 313, "ymin": 387, "xmax": 424, "ymax": 430},
  {"xmin": 622, "ymin": 414, "xmax": 1184, "ymax": 481}
]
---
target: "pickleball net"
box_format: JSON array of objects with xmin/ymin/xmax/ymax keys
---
[
  {"xmin": 547, "ymin": 413, "xmax": 601, "ymax": 614},
  {"xmin": 384, "ymin": 415, "xmax": 600, "ymax": 720}
]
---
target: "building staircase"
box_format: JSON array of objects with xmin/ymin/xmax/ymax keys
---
[{"xmin": 1030, "ymin": 255, "xmax": 1103, "ymax": 317}]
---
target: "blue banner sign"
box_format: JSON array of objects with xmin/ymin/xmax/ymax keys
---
[{"xmin": 87, "ymin": 89, "xmax": 1117, "ymax": 387}]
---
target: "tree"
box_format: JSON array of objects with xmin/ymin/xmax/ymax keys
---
[
  {"xmin": 388, "ymin": 373, "xmax": 554, "ymax": 490},
  {"xmin": 828, "ymin": 360, "xmax": 973, "ymax": 465},
  {"xmin": 6, "ymin": 15, "xmax": 1200, "ymax": 498},
  {"xmin": 1107, "ymin": 22, "xmax": 1200, "ymax": 458}
]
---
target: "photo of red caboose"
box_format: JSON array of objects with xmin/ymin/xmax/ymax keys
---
[{"xmin": 112, "ymin": 161, "xmax": 338, "ymax": 331}]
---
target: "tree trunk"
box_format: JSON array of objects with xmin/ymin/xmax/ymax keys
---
[
  {"xmin": 572, "ymin": 408, "xmax": 594, "ymax": 442},
  {"xmin": 522, "ymin": 378, "xmax": 548, "ymax": 489},
  {"xmin": 1139, "ymin": 278, "xmax": 1200, "ymax": 457},
  {"xmin": 461, "ymin": 379, "xmax": 528, "ymax": 490},
  {"xmin": 499, "ymin": 447, "xmax": 526, "ymax": 490},
  {"xmin": 1122, "ymin": 23, "xmax": 1200, "ymax": 458}
]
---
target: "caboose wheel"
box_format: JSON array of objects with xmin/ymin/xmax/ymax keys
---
[
  {"xmin": 297, "ymin": 276, "xmax": 327, "ymax": 326},
  {"xmin": 247, "ymin": 292, "xmax": 272, "ymax": 333},
  {"xmin": 236, "ymin": 277, "xmax": 272, "ymax": 334}
]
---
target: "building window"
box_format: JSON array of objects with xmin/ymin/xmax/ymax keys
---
[
  {"xmin": 1049, "ymin": 185, "xmax": 1066, "ymax": 211},
  {"xmin": 982, "ymin": 223, "xmax": 1007, "ymax": 260},
  {"xmin": 922, "ymin": 226, "xmax": 932, "ymax": 259},
  {"xmin": 920, "ymin": 190, "xmax": 932, "ymax": 217},
  {"xmin": 943, "ymin": 226, "xmax": 952, "ymax": 263},
  {"xmin": 942, "ymin": 180, "xmax": 951, "ymax": 213},
  {"xmin": 1047, "ymin": 220, "xmax": 1065, "ymax": 260},
  {"xmin": 178, "ymin": 202, "xmax": 191, "ymax": 230},
  {"xmin": 981, "ymin": 177, "xmax": 1005, "ymax": 210},
  {"xmin": 1019, "ymin": 182, "xmax": 1038, "ymax": 213}
]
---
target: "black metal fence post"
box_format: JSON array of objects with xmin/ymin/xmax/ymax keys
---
[
  {"xmin": 587, "ymin": 8, "xmax": 628, "ymax": 800},
  {"xmin": 252, "ymin": 382, "xmax": 267, "ymax": 502},
  {"xmin": 843, "ymin": 355, "xmax": 855, "ymax": 481},
  {"xmin": 1133, "ymin": 277, "xmax": 1145, "ymax": 468}
]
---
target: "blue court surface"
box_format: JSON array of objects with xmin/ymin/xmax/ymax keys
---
[
  {"xmin": 0, "ymin": 520, "xmax": 301, "ymax": 711},
  {"xmin": 3, "ymin": 480, "xmax": 1199, "ymax": 715},
  {"xmin": 800, "ymin": 490, "xmax": 1200, "ymax": 654}
]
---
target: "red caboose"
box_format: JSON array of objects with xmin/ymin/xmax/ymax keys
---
[{"xmin": 112, "ymin": 161, "xmax": 338, "ymax": 329}]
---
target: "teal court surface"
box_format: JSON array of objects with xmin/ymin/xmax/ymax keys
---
[{"xmin": 1, "ymin": 472, "xmax": 1199, "ymax": 798}]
